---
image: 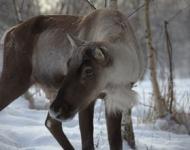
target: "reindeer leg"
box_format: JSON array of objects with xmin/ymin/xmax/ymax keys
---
[
  {"xmin": 0, "ymin": 78, "xmax": 31, "ymax": 111},
  {"xmin": 0, "ymin": 30, "xmax": 33, "ymax": 111},
  {"xmin": 79, "ymin": 101, "xmax": 95, "ymax": 150},
  {"xmin": 105, "ymin": 109, "xmax": 122, "ymax": 150},
  {"xmin": 0, "ymin": 56, "xmax": 32, "ymax": 111},
  {"xmin": 45, "ymin": 113, "xmax": 74, "ymax": 150}
]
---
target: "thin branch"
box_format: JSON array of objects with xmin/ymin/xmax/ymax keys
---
[
  {"xmin": 128, "ymin": 3, "xmax": 145, "ymax": 18},
  {"xmin": 127, "ymin": 0, "xmax": 156, "ymax": 18},
  {"xmin": 167, "ymin": 3, "xmax": 190, "ymax": 23},
  {"xmin": 85, "ymin": 0, "xmax": 96, "ymax": 10},
  {"xmin": 12, "ymin": 0, "xmax": 23, "ymax": 23},
  {"xmin": 164, "ymin": 21, "xmax": 174, "ymax": 113},
  {"xmin": 20, "ymin": 0, "xmax": 25, "ymax": 14},
  {"xmin": 139, "ymin": 102, "xmax": 155, "ymax": 109}
]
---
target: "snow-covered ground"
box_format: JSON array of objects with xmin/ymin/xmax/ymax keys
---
[{"xmin": 0, "ymin": 80, "xmax": 190, "ymax": 150}]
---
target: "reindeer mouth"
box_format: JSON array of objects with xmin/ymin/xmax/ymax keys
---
[
  {"xmin": 56, "ymin": 111, "xmax": 76, "ymax": 122},
  {"xmin": 49, "ymin": 105, "xmax": 77, "ymax": 122}
]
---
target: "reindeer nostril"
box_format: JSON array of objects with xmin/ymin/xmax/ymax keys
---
[
  {"xmin": 49, "ymin": 100, "xmax": 77, "ymax": 121},
  {"xmin": 82, "ymin": 66, "xmax": 94, "ymax": 80}
]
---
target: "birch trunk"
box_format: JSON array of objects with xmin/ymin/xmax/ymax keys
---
[{"xmin": 145, "ymin": 0, "xmax": 167, "ymax": 117}]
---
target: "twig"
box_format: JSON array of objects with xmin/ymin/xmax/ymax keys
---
[
  {"xmin": 167, "ymin": 3, "xmax": 190, "ymax": 23},
  {"xmin": 19, "ymin": 0, "xmax": 25, "ymax": 15},
  {"xmin": 12, "ymin": 0, "xmax": 23, "ymax": 23},
  {"xmin": 164, "ymin": 21, "xmax": 175, "ymax": 113},
  {"xmin": 128, "ymin": 3, "xmax": 145, "ymax": 18},
  {"xmin": 139, "ymin": 102, "xmax": 155, "ymax": 109},
  {"xmin": 85, "ymin": 0, "xmax": 96, "ymax": 10},
  {"xmin": 127, "ymin": 0, "xmax": 156, "ymax": 18}
]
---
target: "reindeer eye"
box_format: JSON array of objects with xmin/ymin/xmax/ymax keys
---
[{"xmin": 81, "ymin": 66, "xmax": 94, "ymax": 80}]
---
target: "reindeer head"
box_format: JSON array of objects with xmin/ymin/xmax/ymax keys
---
[{"xmin": 49, "ymin": 35, "xmax": 111, "ymax": 121}]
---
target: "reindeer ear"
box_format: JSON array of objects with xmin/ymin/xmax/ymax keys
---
[
  {"xmin": 67, "ymin": 34, "xmax": 83, "ymax": 48},
  {"xmin": 91, "ymin": 47, "xmax": 111, "ymax": 66},
  {"xmin": 93, "ymin": 48, "xmax": 105, "ymax": 62}
]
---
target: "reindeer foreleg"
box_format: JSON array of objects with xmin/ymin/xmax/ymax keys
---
[
  {"xmin": 79, "ymin": 101, "xmax": 95, "ymax": 150},
  {"xmin": 105, "ymin": 109, "xmax": 122, "ymax": 150},
  {"xmin": 45, "ymin": 113, "xmax": 74, "ymax": 150}
]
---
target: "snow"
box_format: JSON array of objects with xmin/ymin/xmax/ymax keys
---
[
  {"xmin": 0, "ymin": 80, "xmax": 190, "ymax": 150},
  {"xmin": 154, "ymin": 115, "xmax": 189, "ymax": 134}
]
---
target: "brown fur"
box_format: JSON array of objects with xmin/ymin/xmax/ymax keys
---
[
  {"xmin": 0, "ymin": 14, "xmax": 84, "ymax": 150},
  {"xmin": 0, "ymin": 9, "xmax": 145, "ymax": 150}
]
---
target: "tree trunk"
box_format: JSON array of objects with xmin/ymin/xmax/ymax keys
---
[{"xmin": 144, "ymin": 0, "xmax": 167, "ymax": 118}]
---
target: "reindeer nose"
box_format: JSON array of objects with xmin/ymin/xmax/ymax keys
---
[{"xmin": 49, "ymin": 101, "xmax": 77, "ymax": 121}]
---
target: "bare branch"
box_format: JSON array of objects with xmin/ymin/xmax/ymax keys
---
[
  {"xmin": 167, "ymin": 3, "xmax": 190, "ymax": 23},
  {"xmin": 20, "ymin": 0, "xmax": 25, "ymax": 14},
  {"xmin": 12, "ymin": 0, "xmax": 23, "ymax": 23},
  {"xmin": 128, "ymin": 3, "xmax": 145, "ymax": 18},
  {"xmin": 85, "ymin": 0, "xmax": 96, "ymax": 10}
]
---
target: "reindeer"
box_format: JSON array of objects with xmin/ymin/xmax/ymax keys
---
[{"xmin": 0, "ymin": 9, "xmax": 145, "ymax": 150}]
